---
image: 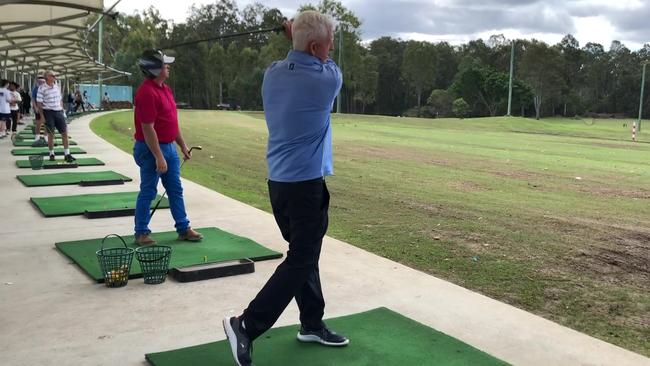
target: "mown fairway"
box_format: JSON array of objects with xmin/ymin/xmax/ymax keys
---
[{"xmin": 92, "ymin": 111, "xmax": 649, "ymax": 356}]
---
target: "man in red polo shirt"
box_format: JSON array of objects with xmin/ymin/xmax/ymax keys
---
[{"xmin": 133, "ymin": 49, "xmax": 202, "ymax": 245}]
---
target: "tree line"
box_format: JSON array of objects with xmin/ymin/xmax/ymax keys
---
[{"xmin": 87, "ymin": 0, "xmax": 650, "ymax": 119}]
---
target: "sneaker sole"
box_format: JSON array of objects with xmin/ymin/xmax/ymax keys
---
[
  {"xmin": 223, "ymin": 318, "xmax": 244, "ymax": 366},
  {"xmin": 296, "ymin": 333, "xmax": 350, "ymax": 346}
]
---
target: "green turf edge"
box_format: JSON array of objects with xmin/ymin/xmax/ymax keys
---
[
  {"xmin": 15, "ymin": 171, "xmax": 132, "ymax": 187},
  {"xmin": 144, "ymin": 307, "xmax": 510, "ymax": 366}
]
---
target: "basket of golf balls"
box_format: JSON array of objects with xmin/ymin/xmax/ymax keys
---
[{"xmin": 96, "ymin": 234, "xmax": 135, "ymax": 288}]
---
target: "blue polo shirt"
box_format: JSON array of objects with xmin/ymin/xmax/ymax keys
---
[{"xmin": 262, "ymin": 50, "xmax": 342, "ymax": 182}]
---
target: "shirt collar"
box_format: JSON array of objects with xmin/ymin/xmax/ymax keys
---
[
  {"xmin": 146, "ymin": 78, "xmax": 166, "ymax": 89},
  {"xmin": 287, "ymin": 50, "xmax": 325, "ymax": 64}
]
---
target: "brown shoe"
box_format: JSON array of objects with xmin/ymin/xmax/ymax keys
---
[
  {"xmin": 178, "ymin": 228, "xmax": 203, "ymax": 242},
  {"xmin": 135, "ymin": 234, "xmax": 156, "ymax": 246}
]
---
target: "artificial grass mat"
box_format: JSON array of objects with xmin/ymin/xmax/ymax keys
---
[
  {"xmin": 30, "ymin": 191, "xmax": 168, "ymax": 217},
  {"xmin": 145, "ymin": 307, "xmax": 509, "ymax": 366},
  {"xmin": 11, "ymin": 147, "xmax": 86, "ymax": 156},
  {"xmin": 15, "ymin": 157, "xmax": 105, "ymax": 168},
  {"xmin": 13, "ymin": 140, "xmax": 77, "ymax": 146},
  {"xmin": 17, "ymin": 171, "xmax": 131, "ymax": 187},
  {"xmin": 55, "ymin": 227, "xmax": 283, "ymax": 282},
  {"xmin": 17, "ymin": 132, "xmax": 64, "ymax": 137}
]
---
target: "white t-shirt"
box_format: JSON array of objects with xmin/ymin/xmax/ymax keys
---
[
  {"xmin": 0, "ymin": 87, "xmax": 11, "ymax": 114},
  {"xmin": 10, "ymin": 91, "xmax": 21, "ymax": 111}
]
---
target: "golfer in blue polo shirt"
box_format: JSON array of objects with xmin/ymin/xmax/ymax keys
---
[{"xmin": 223, "ymin": 10, "xmax": 346, "ymax": 366}]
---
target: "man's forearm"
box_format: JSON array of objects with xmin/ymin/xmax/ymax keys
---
[
  {"xmin": 142, "ymin": 124, "xmax": 164, "ymax": 160},
  {"xmin": 175, "ymin": 131, "xmax": 187, "ymax": 148}
]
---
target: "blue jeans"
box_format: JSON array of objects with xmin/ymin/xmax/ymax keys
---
[{"xmin": 134, "ymin": 140, "xmax": 190, "ymax": 236}]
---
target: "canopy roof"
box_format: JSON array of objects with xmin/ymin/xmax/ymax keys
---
[{"xmin": 0, "ymin": 0, "xmax": 130, "ymax": 80}]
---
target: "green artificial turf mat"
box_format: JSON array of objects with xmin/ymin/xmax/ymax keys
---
[
  {"xmin": 30, "ymin": 191, "xmax": 168, "ymax": 217},
  {"xmin": 11, "ymin": 147, "xmax": 86, "ymax": 156},
  {"xmin": 55, "ymin": 227, "xmax": 283, "ymax": 282},
  {"xmin": 145, "ymin": 307, "xmax": 509, "ymax": 366},
  {"xmin": 17, "ymin": 171, "xmax": 131, "ymax": 187},
  {"xmin": 16, "ymin": 133, "xmax": 65, "ymax": 139},
  {"xmin": 13, "ymin": 139, "xmax": 77, "ymax": 146},
  {"xmin": 15, "ymin": 157, "xmax": 105, "ymax": 168}
]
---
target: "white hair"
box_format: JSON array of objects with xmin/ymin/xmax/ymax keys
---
[{"xmin": 291, "ymin": 10, "xmax": 335, "ymax": 52}]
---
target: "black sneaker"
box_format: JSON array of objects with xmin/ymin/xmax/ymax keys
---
[
  {"xmin": 223, "ymin": 316, "xmax": 253, "ymax": 366},
  {"xmin": 64, "ymin": 154, "xmax": 76, "ymax": 163},
  {"xmin": 49, "ymin": 154, "xmax": 56, "ymax": 161},
  {"xmin": 297, "ymin": 324, "xmax": 349, "ymax": 346}
]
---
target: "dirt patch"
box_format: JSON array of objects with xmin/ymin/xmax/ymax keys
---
[
  {"xmin": 572, "ymin": 184, "xmax": 650, "ymax": 199},
  {"xmin": 491, "ymin": 169, "xmax": 546, "ymax": 181},
  {"xmin": 573, "ymin": 231, "xmax": 650, "ymax": 288},
  {"xmin": 340, "ymin": 145, "xmax": 549, "ymax": 183},
  {"xmin": 339, "ymin": 145, "xmax": 458, "ymax": 167},
  {"xmin": 538, "ymin": 215, "xmax": 650, "ymax": 288},
  {"xmin": 447, "ymin": 180, "xmax": 491, "ymax": 192}
]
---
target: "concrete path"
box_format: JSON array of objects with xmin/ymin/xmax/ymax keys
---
[{"xmin": 0, "ymin": 112, "xmax": 648, "ymax": 366}]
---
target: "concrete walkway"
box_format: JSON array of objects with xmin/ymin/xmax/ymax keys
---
[{"xmin": 0, "ymin": 112, "xmax": 648, "ymax": 366}]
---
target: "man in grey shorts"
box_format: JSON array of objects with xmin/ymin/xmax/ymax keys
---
[{"xmin": 36, "ymin": 70, "xmax": 75, "ymax": 162}]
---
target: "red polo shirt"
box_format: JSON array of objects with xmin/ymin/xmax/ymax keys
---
[{"xmin": 134, "ymin": 79, "xmax": 178, "ymax": 143}]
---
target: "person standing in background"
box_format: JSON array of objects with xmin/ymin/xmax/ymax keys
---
[
  {"xmin": 0, "ymin": 79, "xmax": 11, "ymax": 139},
  {"xmin": 8, "ymin": 82, "xmax": 22, "ymax": 135},
  {"xmin": 132, "ymin": 49, "xmax": 203, "ymax": 245},
  {"xmin": 31, "ymin": 76, "xmax": 46, "ymax": 146},
  {"xmin": 36, "ymin": 70, "xmax": 75, "ymax": 162}
]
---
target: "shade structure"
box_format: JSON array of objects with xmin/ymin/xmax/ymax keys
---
[{"xmin": 0, "ymin": 0, "xmax": 130, "ymax": 82}]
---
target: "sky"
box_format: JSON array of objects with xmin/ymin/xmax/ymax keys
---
[{"xmin": 114, "ymin": 0, "xmax": 650, "ymax": 50}]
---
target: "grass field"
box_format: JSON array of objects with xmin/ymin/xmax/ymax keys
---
[{"xmin": 91, "ymin": 110, "xmax": 650, "ymax": 356}]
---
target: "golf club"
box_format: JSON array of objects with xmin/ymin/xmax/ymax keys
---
[
  {"xmin": 150, "ymin": 145, "xmax": 202, "ymax": 219},
  {"xmin": 162, "ymin": 25, "xmax": 285, "ymax": 50}
]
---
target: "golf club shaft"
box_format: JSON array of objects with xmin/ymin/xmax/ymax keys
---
[
  {"xmin": 163, "ymin": 26, "xmax": 284, "ymax": 50},
  {"xmin": 149, "ymin": 146, "xmax": 200, "ymax": 219}
]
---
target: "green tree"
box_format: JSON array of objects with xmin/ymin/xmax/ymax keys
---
[
  {"xmin": 450, "ymin": 62, "xmax": 510, "ymax": 117},
  {"xmin": 433, "ymin": 42, "xmax": 459, "ymax": 89},
  {"xmin": 452, "ymin": 98, "xmax": 470, "ymax": 118},
  {"xmin": 557, "ymin": 34, "xmax": 584, "ymax": 116},
  {"xmin": 520, "ymin": 40, "xmax": 564, "ymax": 119},
  {"xmin": 353, "ymin": 54, "xmax": 378, "ymax": 113},
  {"xmin": 427, "ymin": 89, "xmax": 453, "ymax": 117},
  {"xmin": 580, "ymin": 42, "xmax": 609, "ymax": 113},
  {"xmin": 208, "ymin": 43, "xmax": 227, "ymax": 105},
  {"xmin": 401, "ymin": 40, "xmax": 437, "ymax": 111},
  {"xmin": 369, "ymin": 37, "xmax": 407, "ymax": 116}
]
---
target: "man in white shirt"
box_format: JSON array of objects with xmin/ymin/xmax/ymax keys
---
[
  {"xmin": 8, "ymin": 82, "xmax": 22, "ymax": 135},
  {"xmin": 36, "ymin": 70, "xmax": 75, "ymax": 162},
  {"xmin": 0, "ymin": 79, "xmax": 11, "ymax": 138}
]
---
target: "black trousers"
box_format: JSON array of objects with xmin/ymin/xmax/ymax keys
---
[
  {"xmin": 8, "ymin": 110, "xmax": 18, "ymax": 132},
  {"xmin": 242, "ymin": 178, "xmax": 330, "ymax": 341}
]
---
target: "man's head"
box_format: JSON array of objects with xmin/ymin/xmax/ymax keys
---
[
  {"xmin": 36, "ymin": 75, "xmax": 45, "ymax": 86},
  {"xmin": 292, "ymin": 10, "xmax": 335, "ymax": 62},
  {"xmin": 138, "ymin": 49, "xmax": 175, "ymax": 80},
  {"xmin": 8, "ymin": 82, "xmax": 17, "ymax": 91},
  {"xmin": 0, "ymin": 79, "xmax": 8, "ymax": 88},
  {"xmin": 44, "ymin": 70, "xmax": 56, "ymax": 85}
]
